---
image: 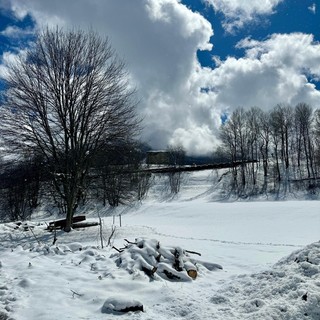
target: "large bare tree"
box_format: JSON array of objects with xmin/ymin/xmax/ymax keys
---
[{"xmin": 1, "ymin": 28, "xmax": 140, "ymax": 231}]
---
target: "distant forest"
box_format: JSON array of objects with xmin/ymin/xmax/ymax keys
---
[{"xmin": 218, "ymin": 102, "xmax": 320, "ymax": 198}]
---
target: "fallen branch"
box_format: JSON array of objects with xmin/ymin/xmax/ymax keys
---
[
  {"xmin": 70, "ymin": 289, "xmax": 83, "ymax": 298},
  {"xmin": 124, "ymin": 238, "xmax": 137, "ymax": 245},
  {"xmin": 29, "ymin": 225, "xmax": 41, "ymax": 245},
  {"xmin": 107, "ymin": 226, "xmax": 116, "ymax": 247},
  {"xmin": 185, "ymin": 250, "xmax": 201, "ymax": 256},
  {"xmin": 112, "ymin": 246, "xmax": 124, "ymax": 253}
]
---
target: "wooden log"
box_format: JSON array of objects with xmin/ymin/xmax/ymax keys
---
[
  {"xmin": 141, "ymin": 266, "xmax": 157, "ymax": 278},
  {"xmin": 184, "ymin": 261, "xmax": 198, "ymax": 280},
  {"xmin": 157, "ymin": 263, "xmax": 191, "ymax": 282},
  {"xmin": 163, "ymin": 269, "xmax": 181, "ymax": 280},
  {"xmin": 136, "ymin": 255, "xmax": 157, "ymax": 278},
  {"xmin": 187, "ymin": 269, "xmax": 197, "ymax": 280},
  {"xmin": 158, "ymin": 247, "xmax": 174, "ymax": 260}
]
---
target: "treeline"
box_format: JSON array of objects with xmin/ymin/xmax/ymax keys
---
[
  {"xmin": 219, "ymin": 103, "xmax": 320, "ymax": 198},
  {"xmin": 0, "ymin": 143, "xmax": 190, "ymax": 222},
  {"xmin": 0, "ymin": 143, "xmax": 153, "ymax": 222}
]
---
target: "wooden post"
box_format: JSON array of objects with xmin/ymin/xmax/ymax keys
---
[
  {"xmin": 99, "ymin": 216, "xmax": 103, "ymax": 249},
  {"xmin": 119, "ymin": 214, "xmax": 122, "ymax": 227},
  {"xmin": 53, "ymin": 222, "xmax": 57, "ymax": 245},
  {"xmin": 96, "ymin": 206, "xmax": 104, "ymax": 249}
]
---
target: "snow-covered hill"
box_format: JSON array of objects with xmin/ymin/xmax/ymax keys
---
[{"xmin": 0, "ymin": 170, "xmax": 319, "ymax": 319}]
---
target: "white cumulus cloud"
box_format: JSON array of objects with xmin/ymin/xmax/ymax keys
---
[
  {"xmin": 1, "ymin": 0, "xmax": 219, "ymax": 154},
  {"xmin": 1, "ymin": 0, "xmax": 320, "ymax": 155},
  {"xmin": 205, "ymin": 0, "xmax": 283, "ymax": 33},
  {"xmin": 199, "ymin": 32, "xmax": 320, "ymax": 114}
]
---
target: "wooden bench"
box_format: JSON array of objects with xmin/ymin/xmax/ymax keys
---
[{"xmin": 46, "ymin": 215, "xmax": 86, "ymax": 231}]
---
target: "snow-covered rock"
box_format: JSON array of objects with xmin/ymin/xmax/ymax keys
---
[{"xmin": 101, "ymin": 296, "xmax": 143, "ymax": 313}]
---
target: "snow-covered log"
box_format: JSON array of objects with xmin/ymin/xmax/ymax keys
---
[
  {"xmin": 157, "ymin": 262, "xmax": 191, "ymax": 281},
  {"xmin": 190, "ymin": 259, "xmax": 223, "ymax": 271}
]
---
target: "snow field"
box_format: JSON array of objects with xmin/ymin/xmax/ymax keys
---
[{"xmin": 0, "ymin": 170, "xmax": 319, "ymax": 319}]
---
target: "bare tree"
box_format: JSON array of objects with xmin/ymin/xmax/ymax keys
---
[
  {"xmin": 166, "ymin": 145, "xmax": 186, "ymax": 194},
  {"xmin": 294, "ymin": 103, "xmax": 315, "ymax": 179},
  {"xmin": 245, "ymin": 107, "xmax": 262, "ymax": 187},
  {"xmin": 0, "ymin": 28, "xmax": 140, "ymax": 231},
  {"xmin": 258, "ymin": 109, "xmax": 271, "ymax": 178},
  {"xmin": 220, "ymin": 111, "xmax": 239, "ymax": 188},
  {"xmin": 313, "ymin": 109, "xmax": 320, "ymax": 174},
  {"xmin": 270, "ymin": 104, "xmax": 293, "ymax": 171}
]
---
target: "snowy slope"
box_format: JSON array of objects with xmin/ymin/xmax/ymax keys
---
[{"xmin": 0, "ymin": 170, "xmax": 319, "ymax": 319}]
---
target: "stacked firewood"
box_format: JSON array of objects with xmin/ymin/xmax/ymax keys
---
[{"xmin": 112, "ymin": 238, "xmax": 222, "ymax": 281}]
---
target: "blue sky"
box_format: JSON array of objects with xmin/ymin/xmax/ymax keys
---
[
  {"xmin": 182, "ymin": 0, "xmax": 320, "ymax": 90},
  {"xmin": 186, "ymin": 0, "xmax": 319, "ymax": 71},
  {"xmin": 0, "ymin": 0, "xmax": 320, "ymax": 155},
  {"xmin": 0, "ymin": 11, "xmax": 34, "ymax": 54},
  {"xmin": 0, "ymin": 9, "xmax": 34, "ymax": 91}
]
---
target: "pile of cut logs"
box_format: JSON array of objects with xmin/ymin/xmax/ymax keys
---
[{"xmin": 112, "ymin": 238, "xmax": 222, "ymax": 281}]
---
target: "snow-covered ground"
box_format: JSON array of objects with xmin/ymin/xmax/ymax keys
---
[{"xmin": 0, "ymin": 170, "xmax": 319, "ymax": 319}]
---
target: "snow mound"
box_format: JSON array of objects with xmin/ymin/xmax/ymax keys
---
[{"xmin": 210, "ymin": 241, "xmax": 320, "ymax": 319}]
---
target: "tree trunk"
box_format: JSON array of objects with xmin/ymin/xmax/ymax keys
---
[{"xmin": 64, "ymin": 196, "xmax": 77, "ymax": 232}]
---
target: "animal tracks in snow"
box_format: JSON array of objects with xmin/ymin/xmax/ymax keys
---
[{"xmin": 140, "ymin": 225, "xmax": 303, "ymax": 248}]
